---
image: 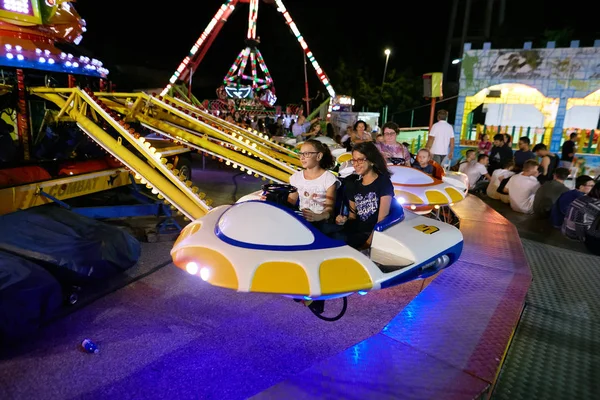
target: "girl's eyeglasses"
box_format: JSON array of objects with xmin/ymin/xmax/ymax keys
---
[
  {"xmin": 299, "ymin": 152, "xmax": 319, "ymax": 158},
  {"xmin": 351, "ymin": 158, "xmax": 367, "ymax": 165}
]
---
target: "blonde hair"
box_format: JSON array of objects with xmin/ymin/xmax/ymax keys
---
[{"xmin": 417, "ymin": 148, "xmax": 431, "ymax": 157}]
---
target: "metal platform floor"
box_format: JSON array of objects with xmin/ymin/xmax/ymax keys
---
[{"xmin": 491, "ymin": 238, "xmax": 600, "ymax": 399}]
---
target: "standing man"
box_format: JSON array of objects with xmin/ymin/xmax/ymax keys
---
[{"xmin": 426, "ymin": 109, "xmax": 455, "ymax": 165}]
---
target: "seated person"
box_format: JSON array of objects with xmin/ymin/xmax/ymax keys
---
[
  {"xmin": 514, "ymin": 136, "xmax": 536, "ymax": 172},
  {"xmin": 532, "ymin": 167, "xmax": 569, "ymax": 217},
  {"xmin": 375, "ymin": 122, "xmax": 412, "ymax": 165},
  {"xmin": 464, "ymin": 154, "xmax": 491, "ymax": 191},
  {"xmin": 334, "ymin": 142, "xmax": 394, "ymax": 249},
  {"xmin": 457, "ymin": 149, "xmax": 476, "ymax": 173},
  {"xmin": 487, "ymin": 159, "xmax": 515, "ymax": 200},
  {"xmin": 412, "ymin": 148, "xmax": 434, "ymax": 175},
  {"xmin": 562, "ymin": 181, "xmax": 600, "ymax": 241},
  {"xmin": 489, "ymin": 133, "xmax": 514, "ymax": 174},
  {"xmin": 551, "ymin": 175, "xmax": 595, "ymax": 228},
  {"xmin": 287, "ymin": 140, "xmax": 339, "ymax": 229},
  {"xmin": 505, "ymin": 159, "xmax": 541, "ymax": 214},
  {"xmin": 532, "ymin": 143, "xmax": 560, "ymax": 184}
]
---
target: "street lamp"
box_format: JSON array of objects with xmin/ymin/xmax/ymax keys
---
[
  {"xmin": 452, "ymin": 58, "xmax": 461, "ymax": 65},
  {"xmin": 381, "ymin": 48, "xmax": 391, "ymax": 92}
]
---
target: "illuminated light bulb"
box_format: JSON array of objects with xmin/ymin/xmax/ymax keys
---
[
  {"xmin": 48, "ymin": 58, "xmax": 55, "ymax": 65},
  {"xmin": 186, "ymin": 262, "xmax": 198, "ymax": 275},
  {"xmin": 140, "ymin": 178, "xmax": 147, "ymax": 185},
  {"xmin": 16, "ymin": 54, "xmax": 24, "ymax": 61},
  {"xmin": 199, "ymin": 267, "xmax": 210, "ymax": 281},
  {"xmin": 35, "ymin": 48, "xmax": 41, "ymax": 54},
  {"xmin": 247, "ymin": 170, "xmax": 252, "ymax": 175},
  {"xmin": 155, "ymin": 152, "xmax": 162, "ymax": 159},
  {"xmin": 15, "ymin": 45, "xmax": 22, "ymax": 52},
  {"xmin": 410, "ymin": 205, "xmax": 416, "ymax": 210},
  {"xmin": 72, "ymin": 62, "xmax": 79, "ymax": 68},
  {"xmin": 4, "ymin": 44, "xmax": 11, "ymax": 50},
  {"xmin": 6, "ymin": 53, "xmax": 13, "ymax": 60},
  {"xmin": 38, "ymin": 57, "xmax": 46, "ymax": 63},
  {"xmin": 134, "ymin": 173, "xmax": 142, "ymax": 180},
  {"xmin": 225, "ymin": 161, "xmax": 231, "ymax": 165},
  {"xmin": 434, "ymin": 205, "xmax": 440, "ymax": 209},
  {"xmin": 151, "ymin": 188, "xmax": 159, "ymax": 194}
]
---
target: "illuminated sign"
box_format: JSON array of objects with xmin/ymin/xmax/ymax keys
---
[{"xmin": 225, "ymin": 86, "xmax": 253, "ymax": 99}]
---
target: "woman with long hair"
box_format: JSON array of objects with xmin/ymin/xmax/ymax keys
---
[{"xmin": 334, "ymin": 142, "xmax": 394, "ymax": 249}]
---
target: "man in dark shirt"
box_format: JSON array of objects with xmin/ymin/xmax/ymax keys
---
[
  {"xmin": 533, "ymin": 168, "xmax": 569, "ymax": 217},
  {"xmin": 560, "ymin": 132, "xmax": 577, "ymax": 168},
  {"xmin": 533, "ymin": 143, "xmax": 560, "ymax": 184},
  {"xmin": 513, "ymin": 136, "xmax": 535, "ymax": 172},
  {"xmin": 488, "ymin": 134, "xmax": 514, "ymax": 175},
  {"xmin": 550, "ymin": 175, "xmax": 595, "ymax": 227}
]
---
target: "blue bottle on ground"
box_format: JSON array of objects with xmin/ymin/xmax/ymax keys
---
[{"xmin": 81, "ymin": 339, "xmax": 99, "ymax": 354}]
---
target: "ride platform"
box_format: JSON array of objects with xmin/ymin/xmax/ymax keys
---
[{"xmin": 0, "ymin": 193, "xmax": 547, "ymax": 399}]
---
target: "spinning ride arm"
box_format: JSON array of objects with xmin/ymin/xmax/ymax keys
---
[
  {"xmin": 161, "ymin": 0, "xmax": 336, "ymax": 100},
  {"xmin": 161, "ymin": 0, "xmax": 239, "ymax": 96},
  {"xmin": 272, "ymin": 0, "xmax": 336, "ymax": 98}
]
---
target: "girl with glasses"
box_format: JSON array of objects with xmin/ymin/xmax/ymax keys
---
[
  {"xmin": 334, "ymin": 142, "xmax": 394, "ymax": 249},
  {"xmin": 288, "ymin": 140, "xmax": 339, "ymax": 227}
]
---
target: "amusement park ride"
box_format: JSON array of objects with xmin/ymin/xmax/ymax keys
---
[
  {"xmin": 159, "ymin": 0, "xmax": 336, "ymax": 117},
  {"xmin": 0, "ymin": 1, "xmax": 466, "ymax": 320}
]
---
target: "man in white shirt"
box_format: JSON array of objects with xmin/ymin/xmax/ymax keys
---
[
  {"xmin": 505, "ymin": 159, "xmax": 541, "ymax": 214},
  {"xmin": 426, "ymin": 109, "xmax": 455, "ymax": 165},
  {"xmin": 458, "ymin": 149, "xmax": 476, "ymax": 173},
  {"xmin": 487, "ymin": 159, "xmax": 516, "ymax": 200},
  {"xmin": 465, "ymin": 154, "xmax": 491, "ymax": 190}
]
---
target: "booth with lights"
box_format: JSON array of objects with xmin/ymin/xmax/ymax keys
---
[{"xmin": 454, "ymin": 41, "xmax": 600, "ymax": 177}]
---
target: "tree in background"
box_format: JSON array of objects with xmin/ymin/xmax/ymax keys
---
[{"xmin": 332, "ymin": 59, "xmax": 421, "ymax": 123}]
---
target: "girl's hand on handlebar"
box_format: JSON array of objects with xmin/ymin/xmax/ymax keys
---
[{"xmin": 335, "ymin": 215, "xmax": 348, "ymax": 225}]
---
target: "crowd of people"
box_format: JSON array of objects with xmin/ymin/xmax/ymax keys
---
[
  {"xmin": 449, "ymin": 128, "xmax": 600, "ymax": 252},
  {"xmin": 235, "ymin": 107, "xmax": 598, "ymax": 255}
]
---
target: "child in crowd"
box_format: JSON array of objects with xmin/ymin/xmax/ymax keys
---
[
  {"xmin": 412, "ymin": 148, "xmax": 434, "ymax": 176},
  {"xmin": 478, "ymin": 134, "xmax": 492, "ymax": 155}
]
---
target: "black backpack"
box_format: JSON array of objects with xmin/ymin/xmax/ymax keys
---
[{"xmin": 584, "ymin": 213, "xmax": 600, "ymax": 256}]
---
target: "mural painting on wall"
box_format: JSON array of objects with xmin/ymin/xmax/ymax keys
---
[{"xmin": 462, "ymin": 48, "xmax": 600, "ymax": 93}]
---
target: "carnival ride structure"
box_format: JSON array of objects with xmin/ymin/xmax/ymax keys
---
[
  {"xmin": 159, "ymin": 0, "xmax": 336, "ymax": 117},
  {"xmin": 0, "ymin": 1, "xmax": 468, "ymax": 322}
]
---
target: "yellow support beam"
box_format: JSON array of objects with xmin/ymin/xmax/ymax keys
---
[
  {"xmin": 31, "ymin": 90, "xmax": 207, "ymax": 221},
  {"xmin": 139, "ymin": 115, "xmax": 291, "ymax": 183}
]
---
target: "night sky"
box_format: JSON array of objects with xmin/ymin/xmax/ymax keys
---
[{"xmin": 74, "ymin": 0, "xmax": 598, "ymax": 107}]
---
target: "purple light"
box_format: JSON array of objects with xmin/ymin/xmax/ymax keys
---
[{"xmin": 2, "ymin": 0, "xmax": 31, "ymax": 15}]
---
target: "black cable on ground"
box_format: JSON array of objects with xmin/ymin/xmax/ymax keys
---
[{"xmin": 310, "ymin": 297, "xmax": 348, "ymax": 322}]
